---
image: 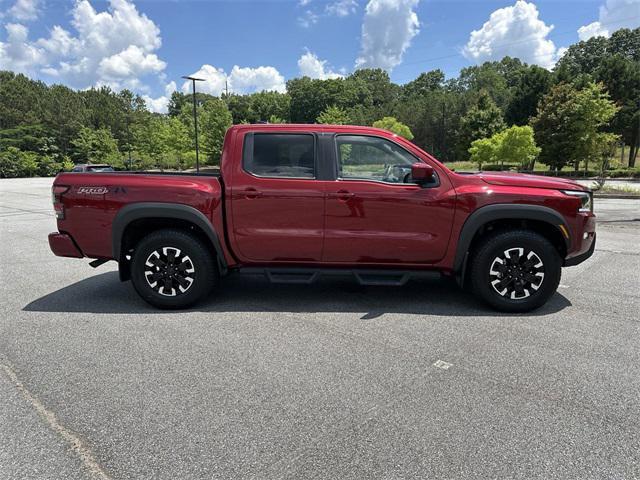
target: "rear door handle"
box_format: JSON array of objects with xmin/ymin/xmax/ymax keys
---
[{"xmin": 244, "ymin": 188, "xmax": 262, "ymax": 199}]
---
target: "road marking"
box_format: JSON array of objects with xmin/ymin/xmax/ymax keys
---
[
  {"xmin": 1, "ymin": 363, "xmax": 112, "ymax": 480},
  {"xmin": 433, "ymin": 360, "xmax": 452, "ymax": 370}
]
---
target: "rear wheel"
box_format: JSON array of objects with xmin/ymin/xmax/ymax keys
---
[
  {"xmin": 130, "ymin": 229, "xmax": 217, "ymax": 309},
  {"xmin": 469, "ymin": 230, "xmax": 561, "ymax": 312}
]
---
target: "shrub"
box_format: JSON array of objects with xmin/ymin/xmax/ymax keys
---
[{"xmin": 0, "ymin": 147, "xmax": 38, "ymax": 178}]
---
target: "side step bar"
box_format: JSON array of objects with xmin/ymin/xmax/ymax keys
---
[{"xmin": 236, "ymin": 267, "xmax": 439, "ymax": 286}]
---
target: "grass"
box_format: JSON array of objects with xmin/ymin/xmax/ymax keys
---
[
  {"xmin": 444, "ymin": 152, "xmax": 639, "ymax": 177},
  {"xmin": 596, "ymin": 184, "xmax": 640, "ymax": 195}
]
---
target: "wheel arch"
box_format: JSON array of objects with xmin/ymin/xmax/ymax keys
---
[
  {"xmin": 112, "ymin": 203, "xmax": 227, "ymax": 281},
  {"xmin": 454, "ymin": 204, "xmax": 570, "ymax": 284}
]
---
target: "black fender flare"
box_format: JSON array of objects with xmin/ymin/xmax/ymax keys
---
[
  {"xmin": 454, "ymin": 204, "xmax": 570, "ymax": 278},
  {"xmin": 112, "ymin": 202, "xmax": 227, "ymax": 274}
]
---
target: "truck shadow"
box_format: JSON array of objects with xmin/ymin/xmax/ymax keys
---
[{"xmin": 23, "ymin": 271, "xmax": 571, "ymax": 318}]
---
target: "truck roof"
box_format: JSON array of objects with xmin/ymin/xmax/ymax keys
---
[{"xmin": 228, "ymin": 123, "xmax": 394, "ymax": 135}]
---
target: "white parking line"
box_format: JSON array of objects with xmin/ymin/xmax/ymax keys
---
[{"xmin": 1, "ymin": 364, "xmax": 112, "ymax": 480}]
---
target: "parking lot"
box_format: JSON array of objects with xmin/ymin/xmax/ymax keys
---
[{"xmin": 1, "ymin": 177, "xmax": 639, "ymax": 479}]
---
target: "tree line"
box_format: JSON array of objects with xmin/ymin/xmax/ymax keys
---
[{"xmin": 0, "ymin": 28, "xmax": 638, "ymax": 178}]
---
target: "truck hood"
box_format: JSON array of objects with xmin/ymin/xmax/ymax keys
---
[{"xmin": 476, "ymin": 172, "xmax": 589, "ymax": 192}]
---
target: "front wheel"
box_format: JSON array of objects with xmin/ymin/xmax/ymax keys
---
[
  {"xmin": 130, "ymin": 229, "xmax": 217, "ymax": 309},
  {"xmin": 469, "ymin": 230, "xmax": 561, "ymax": 312}
]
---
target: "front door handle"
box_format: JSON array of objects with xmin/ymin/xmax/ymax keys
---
[
  {"xmin": 334, "ymin": 190, "xmax": 354, "ymax": 202},
  {"xmin": 244, "ymin": 188, "xmax": 262, "ymax": 199}
]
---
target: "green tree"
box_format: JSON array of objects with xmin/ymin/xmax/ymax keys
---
[
  {"xmin": 0, "ymin": 72, "xmax": 48, "ymax": 129},
  {"xmin": 394, "ymin": 88, "xmax": 466, "ymax": 161},
  {"xmin": 226, "ymin": 94, "xmax": 253, "ymax": 124},
  {"xmin": 457, "ymin": 57, "xmax": 525, "ymax": 111},
  {"xmin": 468, "ymin": 126, "xmax": 539, "ymax": 171},
  {"xmin": 372, "ymin": 117, "xmax": 414, "ymax": 140},
  {"xmin": 250, "ymin": 91, "xmax": 290, "ymax": 123},
  {"xmin": 165, "ymin": 117, "xmax": 192, "ymax": 169},
  {"xmin": 402, "ymin": 70, "xmax": 445, "ymax": 97},
  {"xmin": 532, "ymin": 82, "xmax": 619, "ymax": 172},
  {"xmin": 505, "ymin": 66, "xmax": 552, "ymax": 126},
  {"xmin": 44, "ymin": 84, "xmax": 87, "ymax": 154},
  {"xmin": 469, "ymin": 136, "xmax": 500, "ymax": 170},
  {"xmin": 497, "ymin": 125, "xmax": 540, "ymax": 171},
  {"xmin": 287, "ymin": 77, "xmax": 361, "ymax": 123},
  {"xmin": 458, "ymin": 92, "xmax": 506, "ymax": 159},
  {"xmin": 71, "ymin": 127, "xmax": 122, "ymax": 166},
  {"xmin": 316, "ymin": 105, "xmax": 351, "ymax": 125},
  {"xmin": 555, "ymin": 28, "xmax": 639, "ymax": 81},
  {"xmin": 168, "ymin": 91, "xmax": 188, "ymax": 117},
  {"xmin": 595, "ymin": 55, "xmax": 640, "ymax": 166},
  {"xmin": 199, "ymin": 98, "xmax": 233, "ymax": 164},
  {"xmin": 0, "ymin": 147, "xmax": 38, "ymax": 178}
]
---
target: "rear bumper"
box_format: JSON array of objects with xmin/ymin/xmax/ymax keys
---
[
  {"xmin": 564, "ymin": 233, "xmax": 596, "ymax": 266},
  {"xmin": 48, "ymin": 232, "xmax": 83, "ymax": 258}
]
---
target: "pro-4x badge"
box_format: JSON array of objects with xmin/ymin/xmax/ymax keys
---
[{"xmin": 77, "ymin": 186, "xmax": 108, "ymax": 195}]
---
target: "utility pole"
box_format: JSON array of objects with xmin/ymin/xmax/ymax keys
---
[
  {"xmin": 125, "ymin": 113, "xmax": 132, "ymax": 170},
  {"xmin": 182, "ymin": 75, "xmax": 205, "ymax": 173}
]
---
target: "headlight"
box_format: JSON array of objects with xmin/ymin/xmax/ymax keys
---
[{"xmin": 563, "ymin": 190, "xmax": 592, "ymax": 212}]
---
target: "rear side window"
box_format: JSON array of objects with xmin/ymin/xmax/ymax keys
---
[{"xmin": 244, "ymin": 133, "xmax": 315, "ymax": 179}]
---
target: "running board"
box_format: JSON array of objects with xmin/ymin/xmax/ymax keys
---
[{"xmin": 237, "ymin": 268, "xmax": 438, "ymax": 286}]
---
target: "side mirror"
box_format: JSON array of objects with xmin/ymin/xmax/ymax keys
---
[{"xmin": 411, "ymin": 163, "xmax": 434, "ymax": 184}]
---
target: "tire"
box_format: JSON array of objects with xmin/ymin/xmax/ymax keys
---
[
  {"xmin": 130, "ymin": 229, "xmax": 217, "ymax": 309},
  {"xmin": 469, "ymin": 229, "xmax": 561, "ymax": 313}
]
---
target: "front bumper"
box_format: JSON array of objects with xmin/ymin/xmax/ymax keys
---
[
  {"xmin": 564, "ymin": 233, "xmax": 596, "ymax": 266},
  {"xmin": 48, "ymin": 232, "xmax": 83, "ymax": 258}
]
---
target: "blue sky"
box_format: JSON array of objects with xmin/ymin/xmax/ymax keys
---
[{"xmin": 1, "ymin": 0, "xmax": 638, "ymax": 111}]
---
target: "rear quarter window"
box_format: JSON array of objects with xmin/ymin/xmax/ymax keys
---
[{"xmin": 243, "ymin": 133, "xmax": 315, "ymax": 179}]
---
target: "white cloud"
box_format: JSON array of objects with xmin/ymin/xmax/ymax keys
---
[
  {"xmin": 229, "ymin": 65, "xmax": 286, "ymax": 93},
  {"xmin": 181, "ymin": 64, "xmax": 227, "ymax": 95},
  {"xmin": 577, "ymin": 0, "xmax": 640, "ymax": 41},
  {"xmin": 462, "ymin": 0, "xmax": 559, "ymax": 69},
  {"xmin": 181, "ymin": 64, "xmax": 286, "ymax": 96},
  {"xmin": 0, "ymin": 0, "xmax": 167, "ymax": 91},
  {"xmin": 298, "ymin": 9, "xmax": 319, "ymax": 28},
  {"xmin": 556, "ymin": 46, "xmax": 569, "ymax": 61},
  {"xmin": 355, "ymin": 0, "xmax": 420, "ymax": 71},
  {"xmin": 326, "ymin": 0, "xmax": 357, "ymax": 17},
  {"xmin": 8, "ymin": 0, "xmax": 40, "ymax": 20},
  {"xmin": 298, "ymin": 51, "xmax": 343, "ymax": 79},
  {"xmin": 298, "ymin": 0, "xmax": 357, "ymax": 27},
  {"xmin": 36, "ymin": 25, "xmax": 80, "ymax": 57},
  {"xmin": 98, "ymin": 45, "xmax": 165, "ymax": 79},
  {"xmin": 142, "ymin": 80, "xmax": 176, "ymax": 114},
  {"xmin": 0, "ymin": 23, "xmax": 46, "ymax": 74},
  {"xmin": 577, "ymin": 22, "xmax": 609, "ymax": 41}
]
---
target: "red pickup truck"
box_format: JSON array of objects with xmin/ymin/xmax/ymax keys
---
[{"xmin": 49, "ymin": 124, "xmax": 596, "ymax": 312}]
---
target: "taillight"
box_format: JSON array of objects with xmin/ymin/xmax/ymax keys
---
[{"xmin": 52, "ymin": 185, "xmax": 69, "ymax": 219}]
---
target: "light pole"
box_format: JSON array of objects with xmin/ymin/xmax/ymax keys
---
[{"xmin": 182, "ymin": 75, "xmax": 205, "ymax": 173}]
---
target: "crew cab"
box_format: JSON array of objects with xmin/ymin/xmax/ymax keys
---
[{"xmin": 49, "ymin": 124, "xmax": 596, "ymax": 312}]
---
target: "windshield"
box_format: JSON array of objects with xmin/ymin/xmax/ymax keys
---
[{"xmin": 87, "ymin": 166, "xmax": 114, "ymax": 172}]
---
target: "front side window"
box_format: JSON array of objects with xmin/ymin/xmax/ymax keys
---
[
  {"xmin": 244, "ymin": 133, "xmax": 315, "ymax": 179},
  {"xmin": 336, "ymin": 135, "xmax": 417, "ymax": 184}
]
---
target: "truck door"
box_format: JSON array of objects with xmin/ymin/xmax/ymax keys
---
[
  {"xmin": 322, "ymin": 134, "xmax": 456, "ymax": 265},
  {"xmin": 229, "ymin": 132, "xmax": 326, "ymax": 262}
]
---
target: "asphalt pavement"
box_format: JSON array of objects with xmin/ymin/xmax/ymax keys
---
[{"xmin": 1, "ymin": 177, "xmax": 639, "ymax": 479}]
